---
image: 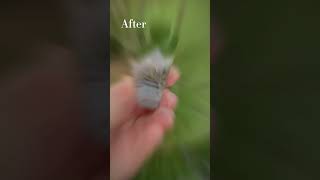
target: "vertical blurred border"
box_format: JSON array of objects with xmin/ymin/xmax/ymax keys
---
[{"xmin": 0, "ymin": 0, "xmax": 109, "ymax": 179}]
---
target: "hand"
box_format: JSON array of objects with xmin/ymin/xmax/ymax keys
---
[{"xmin": 110, "ymin": 67, "xmax": 180, "ymax": 180}]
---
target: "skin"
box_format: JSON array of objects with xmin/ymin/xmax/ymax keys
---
[{"xmin": 110, "ymin": 67, "xmax": 180, "ymax": 180}]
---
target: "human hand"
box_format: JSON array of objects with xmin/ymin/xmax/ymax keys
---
[{"xmin": 110, "ymin": 67, "xmax": 180, "ymax": 180}]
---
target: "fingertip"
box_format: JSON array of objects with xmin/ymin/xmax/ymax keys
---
[
  {"xmin": 137, "ymin": 107, "xmax": 175, "ymax": 130},
  {"xmin": 120, "ymin": 76, "xmax": 135, "ymax": 92},
  {"xmin": 154, "ymin": 107, "xmax": 175, "ymax": 130},
  {"xmin": 167, "ymin": 66, "xmax": 180, "ymax": 87},
  {"xmin": 161, "ymin": 89, "xmax": 178, "ymax": 109},
  {"xmin": 122, "ymin": 75, "xmax": 133, "ymax": 83},
  {"xmin": 171, "ymin": 66, "xmax": 180, "ymax": 76},
  {"xmin": 111, "ymin": 75, "xmax": 135, "ymax": 96}
]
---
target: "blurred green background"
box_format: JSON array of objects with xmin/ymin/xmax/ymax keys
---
[
  {"xmin": 215, "ymin": 0, "xmax": 320, "ymax": 179},
  {"xmin": 110, "ymin": 0, "xmax": 210, "ymax": 179}
]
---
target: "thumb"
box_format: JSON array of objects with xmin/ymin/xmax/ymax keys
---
[{"xmin": 110, "ymin": 76, "xmax": 143, "ymax": 130}]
